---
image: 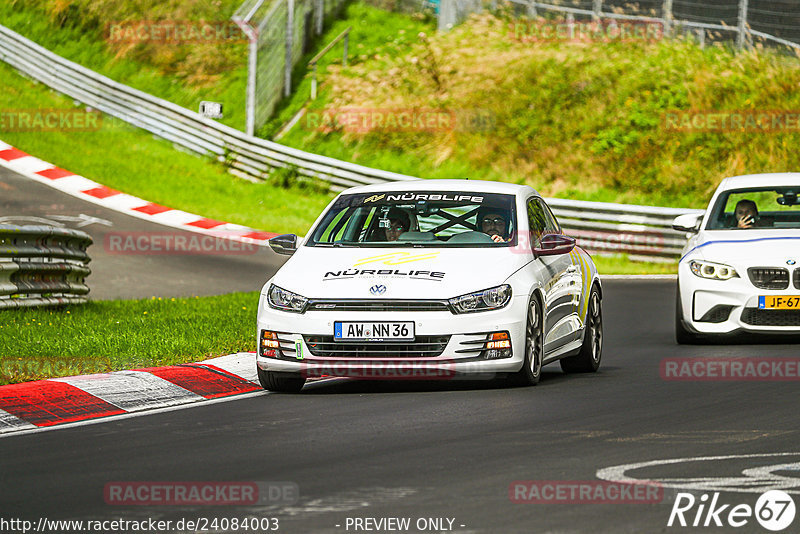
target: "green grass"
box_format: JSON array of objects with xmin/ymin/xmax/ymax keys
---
[
  {"xmin": 0, "ymin": 292, "xmax": 258, "ymax": 385},
  {"xmin": 592, "ymin": 254, "xmax": 677, "ymax": 275},
  {"xmin": 0, "ymin": 61, "xmax": 334, "ymax": 235},
  {"xmin": 274, "ymin": 12, "xmax": 800, "ymax": 209},
  {"xmin": 260, "ymin": 2, "xmax": 436, "ymax": 138},
  {"xmin": 1, "ymin": 0, "xmax": 249, "ymax": 131}
]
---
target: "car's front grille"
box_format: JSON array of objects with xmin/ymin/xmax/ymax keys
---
[
  {"xmin": 306, "ymin": 299, "xmax": 452, "ymax": 313},
  {"xmin": 748, "ymin": 267, "xmax": 790, "ymax": 290},
  {"xmin": 741, "ymin": 308, "xmax": 800, "ymax": 327},
  {"xmin": 697, "ymin": 305, "xmax": 733, "ymax": 323},
  {"xmin": 303, "ymin": 335, "xmax": 450, "ymax": 358},
  {"xmin": 794, "ymin": 268, "xmax": 800, "ymax": 290}
]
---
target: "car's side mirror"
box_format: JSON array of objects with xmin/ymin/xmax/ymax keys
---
[
  {"xmin": 533, "ymin": 234, "xmax": 576, "ymax": 256},
  {"xmin": 672, "ymin": 213, "xmax": 704, "ymax": 233},
  {"xmin": 269, "ymin": 234, "xmax": 297, "ymax": 255}
]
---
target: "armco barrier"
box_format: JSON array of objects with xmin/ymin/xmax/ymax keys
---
[
  {"xmin": 0, "ymin": 23, "xmax": 699, "ymax": 260},
  {"xmin": 0, "ymin": 225, "xmax": 93, "ymax": 309}
]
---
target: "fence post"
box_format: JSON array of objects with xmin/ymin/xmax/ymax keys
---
[
  {"xmin": 526, "ymin": 0, "xmax": 537, "ymax": 18},
  {"xmin": 662, "ymin": 0, "xmax": 673, "ymax": 35},
  {"xmin": 593, "ymin": 0, "xmax": 602, "ymax": 21},
  {"xmin": 343, "ymin": 31, "xmax": 349, "ymax": 66},
  {"xmin": 737, "ymin": 0, "xmax": 749, "ymax": 49},
  {"xmin": 567, "ymin": 13, "xmax": 575, "ymax": 39},
  {"xmin": 316, "ymin": 0, "xmax": 323, "ymax": 35},
  {"xmin": 310, "ymin": 63, "xmax": 318, "ymax": 99},
  {"xmin": 284, "ymin": 0, "xmax": 294, "ymax": 97}
]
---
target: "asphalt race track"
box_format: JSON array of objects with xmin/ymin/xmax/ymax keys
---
[
  {"xmin": 0, "ymin": 166, "xmax": 286, "ymax": 299},
  {"xmin": 1, "ymin": 276, "xmax": 799, "ymax": 533},
  {"xmin": 3, "ymin": 165, "xmax": 799, "ymax": 533}
]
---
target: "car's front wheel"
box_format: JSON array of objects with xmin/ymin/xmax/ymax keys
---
[
  {"xmin": 560, "ymin": 285, "xmax": 602, "ymax": 373},
  {"xmin": 512, "ymin": 297, "xmax": 543, "ymax": 386},
  {"xmin": 257, "ymin": 367, "xmax": 306, "ymax": 393},
  {"xmin": 675, "ymin": 283, "xmax": 702, "ymax": 344}
]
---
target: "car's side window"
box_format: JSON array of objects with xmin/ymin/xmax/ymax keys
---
[
  {"xmin": 537, "ymin": 199, "xmax": 561, "ymax": 234},
  {"xmin": 527, "ymin": 198, "xmax": 547, "ymax": 248}
]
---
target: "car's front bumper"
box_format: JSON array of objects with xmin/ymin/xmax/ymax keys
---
[
  {"xmin": 255, "ymin": 294, "xmax": 529, "ymax": 379},
  {"xmin": 678, "ymin": 262, "xmax": 800, "ymax": 335}
]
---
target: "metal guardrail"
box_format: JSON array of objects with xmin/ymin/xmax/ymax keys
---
[
  {"xmin": 0, "ymin": 23, "xmax": 700, "ymax": 260},
  {"xmin": 0, "ymin": 225, "xmax": 93, "ymax": 309},
  {"xmin": 546, "ymin": 199, "xmax": 702, "ymax": 260}
]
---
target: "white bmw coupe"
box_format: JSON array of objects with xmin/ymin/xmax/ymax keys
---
[
  {"xmin": 674, "ymin": 173, "xmax": 800, "ymax": 343},
  {"xmin": 256, "ymin": 179, "xmax": 602, "ymax": 392}
]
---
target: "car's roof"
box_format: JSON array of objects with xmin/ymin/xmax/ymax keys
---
[
  {"xmin": 340, "ymin": 179, "xmax": 538, "ymax": 197},
  {"xmin": 717, "ymin": 173, "xmax": 800, "ymax": 191}
]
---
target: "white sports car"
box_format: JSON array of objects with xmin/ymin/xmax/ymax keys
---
[
  {"xmin": 673, "ymin": 173, "xmax": 800, "ymax": 343},
  {"xmin": 256, "ymin": 179, "xmax": 602, "ymax": 392}
]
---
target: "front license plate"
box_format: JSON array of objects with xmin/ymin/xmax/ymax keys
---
[
  {"xmin": 334, "ymin": 321, "xmax": 414, "ymax": 341},
  {"xmin": 758, "ymin": 296, "xmax": 800, "ymax": 309}
]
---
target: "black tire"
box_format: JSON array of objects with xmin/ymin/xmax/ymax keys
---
[
  {"xmin": 560, "ymin": 285, "xmax": 602, "ymax": 373},
  {"xmin": 257, "ymin": 366, "xmax": 305, "ymax": 393},
  {"xmin": 511, "ymin": 297, "xmax": 543, "ymax": 386},
  {"xmin": 675, "ymin": 284, "xmax": 702, "ymax": 344}
]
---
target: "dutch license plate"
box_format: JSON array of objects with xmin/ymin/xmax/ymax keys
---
[
  {"xmin": 334, "ymin": 321, "xmax": 414, "ymax": 341},
  {"xmin": 758, "ymin": 296, "xmax": 800, "ymax": 309}
]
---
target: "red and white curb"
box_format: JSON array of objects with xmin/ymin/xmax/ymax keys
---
[
  {"xmin": 0, "ymin": 139, "xmax": 279, "ymax": 245},
  {"xmin": 0, "ymin": 352, "xmax": 261, "ymax": 436}
]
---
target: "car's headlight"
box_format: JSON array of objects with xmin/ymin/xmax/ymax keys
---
[
  {"xmin": 267, "ymin": 284, "xmax": 308, "ymax": 313},
  {"xmin": 450, "ymin": 284, "xmax": 512, "ymax": 314},
  {"xmin": 689, "ymin": 260, "xmax": 739, "ymax": 281}
]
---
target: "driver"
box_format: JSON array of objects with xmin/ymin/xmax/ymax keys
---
[
  {"xmin": 734, "ymin": 199, "xmax": 759, "ymax": 228},
  {"xmin": 384, "ymin": 208, "xmax": 411, "ymax": 241},
  {"xmin": 477, "ymin": 207, "xmax": 511, "ymax": 243}
]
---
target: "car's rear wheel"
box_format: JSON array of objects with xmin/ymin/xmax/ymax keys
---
[
  {"xmin": 512, "ymin": 297, "xmax": 543, "ymax": 386},
  {"xmin": 560, "ymin": 285, "xmax": 602, "ymax": 373},
  {"xmin": 675, "ymin": 284, "xmax": 702, "ymax": 344},
  {"xmin": 257, "ymin": 367, "xmax": 305, "ymax": 393}
]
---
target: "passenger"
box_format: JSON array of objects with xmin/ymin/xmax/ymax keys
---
[
  {"xmin": 477, "ymin": 208, "xmax": 511, "ymax": 243},
  {"xmin": 384, "ymin": 208, "xmax": 411, "ymax": 241},
  {"xmin": 734, "ymin": 199, "xmax": 759, "ymax": 228}
]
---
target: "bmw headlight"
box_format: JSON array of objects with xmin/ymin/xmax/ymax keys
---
[
  {"xmin": 689, "ymin": 260, "xmax": 738, "ymax": 281},
  {"xmin": 450, "ymin": 284, "xmax": 512, "ymax": 314},
  {"xmin": 267, "ymin": 284, "xmax": 308, "ymax": 313}
]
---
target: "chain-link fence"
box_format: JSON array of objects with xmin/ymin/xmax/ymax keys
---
[
  {"xmin": 458, "ymin": 0, "xmax": 800, "ymax": 50},
  {"xmin": 233, "ymin": 0, "xmax": 348, "ymax": 135}
]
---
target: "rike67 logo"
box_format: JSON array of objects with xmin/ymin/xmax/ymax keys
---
[{"xmin": 668, "ymin": 490, "xmax": 796, "ymax": 531}]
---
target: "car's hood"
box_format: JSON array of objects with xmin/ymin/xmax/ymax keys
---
[
  {"xmin": 689, "ymin": 230, "xmax": 800, "ymax": 264},
  {"xmin": 269, "ymin": 246, "xmax": 531, "ymax": 299}
]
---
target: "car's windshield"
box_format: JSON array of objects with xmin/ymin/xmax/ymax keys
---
[
  {"xmin": 706, "ymin": 187, "xmax": 800, "ymax": 230},
  {"xmin": 309, "ymin": 191, "xmax": 517, "ymax": 247}
]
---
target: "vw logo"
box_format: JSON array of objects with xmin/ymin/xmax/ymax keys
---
[
  {"xmin": 788, "ymin": 259, "xmax": 797, "ymax": 266},
  {"xmin": 370, "ymin": 284, "xmax": 387, "ymax": 295}
]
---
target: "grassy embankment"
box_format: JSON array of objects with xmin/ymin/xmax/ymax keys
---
[{"xmin": 0, "ymin": 293, "xmax": 258, "ymax": 384}]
